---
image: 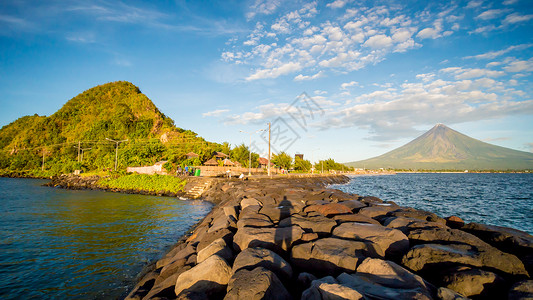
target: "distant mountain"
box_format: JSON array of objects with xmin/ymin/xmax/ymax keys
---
[{"xmin": 346, "ymin": 124, "xmax": 533, "ymax": 170}]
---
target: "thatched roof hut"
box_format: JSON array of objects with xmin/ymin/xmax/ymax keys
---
[
  {"xmin": 222, "ymin": 158, "xmax": 235, "ymax": 166},
  {"xmin": 186, "ymin": 152, "xmax": 199, "ymax": 159},
  {"xmin": 214, "ymin": 152, "xmax": 229, "ymax": 159},
  {"xmin": 204, "ymin": 158, "xmax": 218, "ymax": 166}
]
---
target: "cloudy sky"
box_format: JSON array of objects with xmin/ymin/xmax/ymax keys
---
[{"xmin": 1, "ymin": 0, "xmax": 532, "ymax": 162}]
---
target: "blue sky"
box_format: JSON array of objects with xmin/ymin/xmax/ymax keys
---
[{"xmin": 1, "ymin": 0, "xmax": 532, "ymax": 163}]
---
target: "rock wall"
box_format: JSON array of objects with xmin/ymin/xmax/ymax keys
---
[{"xmin": 125, "ymin": 175, "xmax": 532, "ymax": 299}]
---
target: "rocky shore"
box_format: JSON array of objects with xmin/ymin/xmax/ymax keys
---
[{"xmin": 121, "ymin": 175, "xmax": 532, "ymax": 300}]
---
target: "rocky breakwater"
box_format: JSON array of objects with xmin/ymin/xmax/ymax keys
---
[{"xmin": 126, "ymin": 175, "xmax": 533, "ymax": 300}]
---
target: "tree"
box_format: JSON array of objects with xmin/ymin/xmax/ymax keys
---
[
  {"xmin": 272, "ymin": 152, "xmax": 292, "ymax": 169},
  {"xmin": 293, "ymin": 156, "xmax": 312, "ymax": 172},
  {"xmin": 314, "ymin": 158, "xmax": 353, "ymax": 172}
]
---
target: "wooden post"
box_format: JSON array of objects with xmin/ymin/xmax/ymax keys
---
[{"xmin": 268, "ymin": 122, "xmax": 271, "ymax": 178}]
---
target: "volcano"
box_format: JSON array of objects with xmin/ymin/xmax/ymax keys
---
[{"xmin": 346, "ymin": 124, "xmax": 533, "ymax": 170}]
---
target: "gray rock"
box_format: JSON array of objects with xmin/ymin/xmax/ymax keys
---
[
  {"xmin": 336, "ymin": 200, "xmax": 366, "ymax": 211},
  {"xmin": 223, "ymin": 205, "xmax": 239, "ymax": 220},
  {"xmin": 437, "ymin": 287, "xmax": 469, "ymax": 300},
  {"xmin": 196, "ymin": 237, "xmax": 233, "ymax": 263},
  {"xmin": 382, "ymin": 216, "xmax": 447, "ymax": 234},
  {"xmin": 332, "ymin": 222, "xmax": 409, "ymax": 258},
  {"xmin": 233, "ymin": 225, "xmax": 305, "ymax": 253},
  {"xmin": 125, "ymin": 271, "xmax": 158, "ymax": 300},
  {"xmin": 407, "ymin": 227, "xmax": 489, "ymax": 247},
  {"xmin": 358, "ymin": 205, "xmax": 395, "ymax": 219},
  {"xmin": 337, "ymin": 272, "xmax": 432, "ymax": 300},
  {"xmin": 196, "ymin": 228, "xmax": 233, "ymax": 252},
  {"xmin": 462, "ymin": 222, "xmax": 533, "ymax": 258},
  {"xmin": 304, "ymin": 203, "xmax": 353, "ymax": 217},
  {"xmin": 402, "ymin": 243, "xmax": 529, "ymax": 277},
  {"xmin": 232, "ymin": 247, "xmax": 293, "ymax": 280},
  {"xmin": 439, "ymin": 266, "xmax": 504, "ymax": 298},
  {"xmin": 174, "ymin": 255, "xmax": 232, "ymax": 298},
  {"xmin": 224, "ymin": 267, "xmax": 291, "ymax": 300},
  {"xmin": 291, "ymin": 238, "xmax": 380, "ymax": 276},
  {"xmin": 301, "ymin": 276, "xmax": 365, "ymax": 300},
  {"xmin": 241, "ymin": 197, "xmax": 262, "ymax": 209},
  {"xmin": 387, "ymin": 208, "xmax": 445, "ymax": 224},
  {"xmin": 236, "ymin": 212, "xmax": 274, "ymax": 229},
  {"xmin": 333, "ymin": 213, "xmax": 380, "ymax": 225},
  {"xmin": 157, "ymin": 243, "xmax": 195, "ymax": 269},
  {"xmin": 279, "ymin": 213, "xmax": 337, "ymax": 236},
  {"xmin": 508, "ymin": 280, "xmax": 533, "ymax": 300},
  {"xmin": 259, "ymin": 206, "xmax": 296, "ymax": 223}
]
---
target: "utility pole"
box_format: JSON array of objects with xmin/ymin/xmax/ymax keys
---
[
  {"xmin": 106, "ymin": 138, "xmax": 128, "ymax": 171},
  {"xmin": 268, "ymin": 122, "xmax": 271, "ymax": 178},
  {"xmin": 77, "ymin": 141, "xmax": 81, "ymax": 162},
  {"xmin": 239, "ymin": 129, "xmax": 265, "ymax": 176},
  {"xmin": 80, "ymin": 148, "xmax": 92, "ymax": 163}
]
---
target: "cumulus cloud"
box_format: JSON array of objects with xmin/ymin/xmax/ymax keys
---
[
  {"xmin": 503, "ymin": 13, "xmax": 533, "ymax": 24},
  {"xmin": 247, "ymin": 0, "xmax": 281, "ymax": 19},
  {"xmin": 464, "ymin": 44, "xmax": 533, "ymax": 60},
  {"xmin": 341, "ymin": 81, "xmax": 358, "ymax": 89},
  {"xmin": 294, "ymin": 70, "xmax": 324, "ymax": 81},
  {"xmin": 223, "ymin": 1, "xmax": 466, "ymax": 81},
  {"xmin": 246, "ymin": 62, "xmax": 302, "ymax": 80},
  {"xmin": 417, "ymin": 27, "xmax": 441, "ymax": 39}
]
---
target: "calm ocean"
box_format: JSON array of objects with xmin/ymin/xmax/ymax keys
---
[
  {"xmin": 331, "ymin": 173, "xmax": 533, "ymax": 234},
  {"xmin": 0, "ymin": 178, "xmax": 212, "ymax": 299}
]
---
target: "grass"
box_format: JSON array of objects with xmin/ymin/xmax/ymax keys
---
[{"xmin": 97, "ymin": 173, "xmax": 187, "ymax": 193}]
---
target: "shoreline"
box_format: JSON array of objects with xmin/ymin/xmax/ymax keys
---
[
  {"xmin": 119, "ymin": 175, "xmax": 531, "ymax": 300},
  {"xmin": 24, "ymin": 174, "xmax": 533, "ymax": 299}
]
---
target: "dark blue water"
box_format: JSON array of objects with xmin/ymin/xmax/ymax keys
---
[
  {"xmin": 331, "ymin": 173, "xmax": 533, "ymax": 235},
  {"xmin": 0, "ymin": 178, "xmax": 212, "ymax": 299}
]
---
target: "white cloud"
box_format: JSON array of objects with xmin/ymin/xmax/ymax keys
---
[
  {"xmin": 294, "ymin": 70, "xmax": 324, "ymax": 81},
  {"xmin": 464, "ymin": 44, "xmax": 533, "ymax": 60},
  {"xmin": 247, "ymin": 0, "xmax": 281, "ymax": 19},
  {"xmin": 504, "ymin": 58, "xmax": 533, "ymax": 72},
  {"xmin": 363, "ymin": 34, "xmax": 393, "ymax": 49},
  {"xmin": 466, "ymin": 0, "xmax": 483, "ymax": 9},
  {"xmin": 326, "ymin": 0, "xmax": 348, "ymax": 9},
  {"xmin": 203, "ymin": 109, "xmax": 230, "ymax": 117},
  {"xmin": 341, "ymin": 81, "xmax": 358, "ymax": 90},
  {"xmin": 476, "ymin": 9, "xmax": 509, "ymax": 20},
  {"xmin": 416, "ymin": 27, "xmax": 441, "ymax": 39},
  {"xmin": 503, "ymin": 13, "xmax": 533, "ymax": 24},
  {"xmin": 246, "ymin": 62, "xmax": 302, "ymax": 81}
]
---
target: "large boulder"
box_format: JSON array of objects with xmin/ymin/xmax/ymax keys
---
[
  {"xmin": 439, "ymin": 266, "xmax": 505, "ymax": 299},
  {"xmin": 387, "ymin": 208, "xmax": 446, "ymax": 224},
  {"xmin": 259, "ymin": 206, "xmax": 296, "ymax": 223},
  {"xmin": 508, "ymin": 280, "xmax": 533, "ymax": 300},
  {"xmin": 333, "ymin": 213, "xmax": 380, "ymax": 225},
  {"xmin": 232, "ymin": 247, "xmax": 293, "ymax": 281},
  {"xmin": 304, "ymin": 203, "xmax": 353, "ymax": 217},
  {"xmin": 301, "ymin": 276, "xmax": 364, "ymax": 300},
  {"xmin": 174, "ymin": 255, "xmax": 232, "ymax": 298},
  {"xmin": 407, "ymin": 227, "xmax": 490, "ymax": 247},
  {"xmin": 224, "ymin": 267, "xmax": 291, "ymax": 300},
  {"xmin": 336, "ymin": 200, "xmax": 366, "ymax": 212},
  {"xmin": 358, "ymin": 205, "xmax": 396, "ymax": 219},
  {"xmin": 196, "ymin": 238, "xmax": 233, "ymax": 263},
  {"xmin": 332, "ymin": 222, "xmax": 409, "ymax": 258},
  {"xmin": 402, "ymin": 243, "xmax": 529, "ymax": 278},
  {"xmin": 382, "ymin": 216, "xmax": 447, "ymax": 234},
  {"xmin": 278, "ymin": 213, "xmax": 337, "ymax": 236},
  {"xmin": 291, "ymin": 237, "xmax": 380, "ymax": 277},
  {"xmin": 196, "ymin": 228, "xmax": 234, "ymax": 252},
  {"xmin": 462, "ymin": 222, "xmax": 533, "ymax": 257},
  {"xmin": 236, "ymin": 212, "xmax": 274, "ymax": 229},
  {"xmin": 233, "ymin": 225, "xmax": 305, "ymax": 253}
]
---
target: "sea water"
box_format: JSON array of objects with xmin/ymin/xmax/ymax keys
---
[
  {"xmin": 331, "ymin": 173, "xmax": 533, "ymax": 234},
  {"xmin": 0, "ymin": 178, "xmax": 212, "ymax": 299}
]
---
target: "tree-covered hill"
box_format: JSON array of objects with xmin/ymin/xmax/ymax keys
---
[{"xmin": 0, "ymin": 81, "xmax": 227, "ymax": 175}]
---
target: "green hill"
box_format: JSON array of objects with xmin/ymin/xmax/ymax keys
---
[
  {"xmin": 346, "ymin": 124, "xmax": 533, "ymax": 171},
  {"xmin": 0, "ymin": 81, "xmax": 226, "ymax": 175}
]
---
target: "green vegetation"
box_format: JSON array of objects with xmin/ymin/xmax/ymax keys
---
[
  {"xmin": 346, "ymin": 124, "xmax": 533, "ymax": 170},
  {"xmin": 0, "ymin": 81, "xmax": 234, "ymax": 176},
  {"xmin": 97, "ymin": 174, "xmax": 187, "ymax": 193},
  {"xmin": 272, "ymin": 152, "xmax": 293, "ymax": 169},
  {"xmin": 314, "ymin": 158, "xmax": 354, "ymax": 172}
]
